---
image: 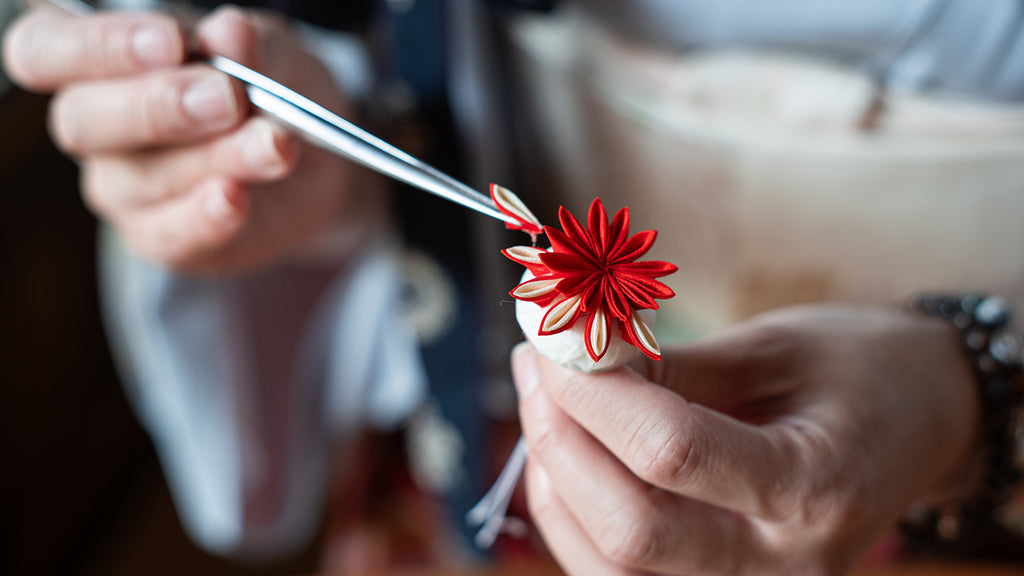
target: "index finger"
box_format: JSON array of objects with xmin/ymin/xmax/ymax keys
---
[
  {"xmin": 514, "ymin": 343, "xmax": 807, "ymax": 522},
  {"xmin": 2, "ymin": 6, "xmax": 185, "ymax": 91}
]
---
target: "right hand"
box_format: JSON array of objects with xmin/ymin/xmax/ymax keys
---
[
  {"xmin": 3, "ymin": 4, "xmax": 385, "ymax": 273},
  {"xmin": 514, "ymin": 304, "xmax": 982, "ymax": 575}
]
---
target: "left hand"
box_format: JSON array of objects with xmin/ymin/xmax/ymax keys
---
[
  {"xmin": 3, "ymin": 5, "xmax": 384, "ymax": 273},
  {"xmin": 513, "ymin": 304, "xmax": 981, "ymax": 575}
]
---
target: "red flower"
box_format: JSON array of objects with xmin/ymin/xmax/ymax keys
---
[
  {"xmin": 491, "ymin": 183, "xmax": 544, "ymax": 241},
  {"xmin": 503, "ymin": 198, "xmax": 677, "ymax": 362}
]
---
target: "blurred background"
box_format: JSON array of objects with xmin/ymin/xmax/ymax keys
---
[{"xmin": 0, "ymin": 2, "xmax": 322, "ymax": 573}]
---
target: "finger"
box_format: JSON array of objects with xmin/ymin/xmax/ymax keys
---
[
  {"xmin": 2, "ymin": 6, "xmax": 185, "ymax": 91},
  {"xmin": 116, "ymin": 177, "xmax": 249, "ymax": 270},
  {"xmin": 515, "ymin": 343, "xmax": 804, "ymax": 522},
  {"xmin": 49, "ymin": 64, "xmax": 246, "ymax": 154},
  {"xmin": 639, "ymin": 321, "xmax": 804, "ymax": 414},
  {"xmin": 523, "ymin": 462, "xmax": 637, "ymax": 576},
  {"xmin": 516, "ymin": 355, "xmax": 760, "ymax": 574},
  {"xmin": 196, "ymin": 6, "xmax": 339, "ymax": 108},
  {"xmin": 81, "ymin": 117, "xmax": 298, "ymax": 213},
  {"xmin": 195, "ymin": 5, "xmax": 260, "ymax": 67}
]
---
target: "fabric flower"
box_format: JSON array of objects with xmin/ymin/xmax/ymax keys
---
[
  {"xmin": 491, "ymin": 183, "xmax": 544, "ymax": 241},
  {"xmin": 503, "ymin": 198, "xmax": 677, "ymax": 362}
]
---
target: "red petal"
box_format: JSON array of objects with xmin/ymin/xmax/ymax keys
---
[
  {"xmin": 558, "ymin": 205, "xmax": 599, "ymax": 258},
  {"xmin": 587, "ymin": 198, "xmax": 610, "ymax": 259},
  {"xmin": 614, "ymin": 270, "xmax": 676, "ymax": 299},
  {"xmin": 607, "ymin": 207, "xmax": 631, "ymax": 256},
  {"xmin": 532, "ymin": 293, "xmax": 560, "ymax": 308},
  {"xmin": 610, "ymin": 230, "xmax": 656, "ymax": 264},
  {"xmin": 613, "ymin": 260, "xmax": 679, "ymax": 278},
  {"xmin": 580, "ymin": 279, "xmax": 603, "ymax": 313},
  {"xmin": 556, "ymin": 272, "xmax": 600, "ymax": 297},
  {"xmin": 545, "ymin": 225, "xmax": 599, "ymax": 266},
  {"xmin": 584, "ymin": 307, "xmax": 610, "ymax": 362},
  {"xmin": 603, "ymin": 276, "xmax": 632, "ymax": 321},
  {"xmin": 616, "ymin": 276, "xmax": 659, "ymax": 309},
  {"xmin": 540, "ymin": 251, "xmax": 598, "ymax": 274}
]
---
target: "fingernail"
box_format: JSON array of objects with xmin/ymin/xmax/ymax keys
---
[
  {"xmin": 133, "ymin": 25, "xmax": 177, "ymax": 66},
  {"xmin": 183, "ymin": 76, "xmax": 234, "ymax": 124},
  {"xmin": 512, "ymin": 342, "xmax": 540, "ymax": 398},
  {"xmin": 204, "ymin": 184, "xmax": 238, "ymax": 222},
  {"xmin": 243, "ymin": 121, "xmax": 284, "ymax": 172}
]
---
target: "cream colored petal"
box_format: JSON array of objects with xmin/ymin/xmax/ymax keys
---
[
  {"xmin": 542, "ymin": 294, "xmax": 582, "ymax": 334},
  {"xmin": 512, "ymin": 277, "xmax": 559, "ymax": 300},
  {"xmin": 504, "ymin": 245, "xmax": 546, "ymax": 267},
  {"xmin": 587, "ymin": 308, "xmax": 609, "ymax": 360},
  {"xmin": 492, "ymin": 184, "xmax": 542, "ymax": 229},
  {"xmin": 629, "ymin": 310, "xmax": 661, "ymax": 358}
]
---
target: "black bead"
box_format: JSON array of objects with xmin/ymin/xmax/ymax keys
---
[
  {"xmin": 940, "ymin": 300, "xmax": 961, "ymax": 318},
  {"xmin": 961, "ymin": 294, "xmax": 982, "ymax": 314},
  {"xmin": 965, "ymin": 329, "xmax": 990, "ymax": 352},
  {"xmin": 976, "ymin": 297, "xmax": 1010, "ymax": 328}
]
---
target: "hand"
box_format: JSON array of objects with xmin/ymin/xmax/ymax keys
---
[
  {"xmin": 2, "ymin": 5, "xmax": 384, "ymax": 273},
  {"xmin": 513, "ymin": 304, "xmax": 981, "ymax": 575}
]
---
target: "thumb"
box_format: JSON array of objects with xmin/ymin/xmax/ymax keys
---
[
  {"xmin": 522, "ymin": 343, "xmax": 804, "ymax": 522},
  {"xmin": 195, "ymin": 5, "xmax": 261, "ymax": 69}
]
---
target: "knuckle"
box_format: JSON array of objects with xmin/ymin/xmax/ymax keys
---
[
  {"xmin": 139, "ymin": 224, "xmax": 190, "ymax": 268},
  {"xmin": 792, "ymin": 430, "xmax": 871, "ymax": 530},
  {"xmin": 823, "ymin": 470, "xmax": 872, "ymax": 530},
  {"xmin": 199, "ymin": 5, "xmax": 259, "ymax": 64},
  {"xmin": 632, "ymin": 418, "xmax": 703, "ymax": 490},
  {"xmin": 523, "ymin": 406, "xmax": 562, "ymax": 461},
  {"xmin": 48, "ymin": 90, "xmax": 86, "ymax": 155},
  {"xmin": 83, "ymin": 19, "xmax": 131, "ymax": 77},
  {"xmin": 2, "ymin": 16, "xmax": 38, "ymax": 87},
  {"xmin": 523, "ymin": 472, "xmax": 558, "ymax": 525},
  {"xmin": 757, "ymin": 438, "xmax": 804, "ymax": 522},
  {"xmin": 550, "ymin": 370, "xmax": 597, "ymax": 410},
  {"xmin": 737, "ymin": 323, "xmax": 804, "ymax": 376},
  {"xmin": 593, "ymin": 506, "xmax": 663, "ymax": 568},
  {"xmin": 135, "ymin": 77, "xmax": 183, "ymax": 143},
  {"xmin": 146, "ymin": 162, "xmax": 183, "ymax": 202},
  {"xmin": 78, "ymin": 160, "xmax": 113, "ymax": 215}
]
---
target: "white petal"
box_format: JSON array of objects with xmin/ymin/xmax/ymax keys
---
[
  {"xmin": 512, "ymin": 278, "xmax": 559, "ymax": 300},
  {"xmin": 492, "ymin": 184, "xmax": 542, "ymax": 229},
  {"xmin": 629, "ymin": 310, "xmax": 660, "ymax": 358},
  {"xmin": 588, "ymin": 308, "xmax": 609, "ymax": 360},
  {"xmin": 542, "ymin": 294, "xmax": 582, "ymax": 333},
  {"xmin": 504, "ymin": 245, "xmax": 546, "ymax": 267}
]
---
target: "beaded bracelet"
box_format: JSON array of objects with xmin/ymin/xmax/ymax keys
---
[{"xmin": 901, "ymin": 294, "xmax": 1024, "ymax": 553}]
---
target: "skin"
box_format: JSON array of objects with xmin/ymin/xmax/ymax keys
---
[
  {"xmin": 2, "ymin": 4, "xmax": 384, "ymax": 273},
  {"xmin": 514, "ymin": 304, "xmax": 981, "ymax": 576}
]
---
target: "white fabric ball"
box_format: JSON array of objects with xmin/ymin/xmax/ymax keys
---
[{"xmin": 514, "ymin": 270, "xmax": 655, "ymax": 373}]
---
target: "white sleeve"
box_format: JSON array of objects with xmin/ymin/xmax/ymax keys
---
[{"xmin": 99, "ymin": 227, "xmax": 426, "ymax": 560}]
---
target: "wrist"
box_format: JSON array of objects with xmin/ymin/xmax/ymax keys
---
[{"xmin": 901, "ymin": 294, "xmax": 1024, "ymax": 548}]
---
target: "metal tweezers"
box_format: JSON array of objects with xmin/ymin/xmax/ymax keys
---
[{"xmin": 45, "ymin": 0, "xmax": 517, "ymax": 227}]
